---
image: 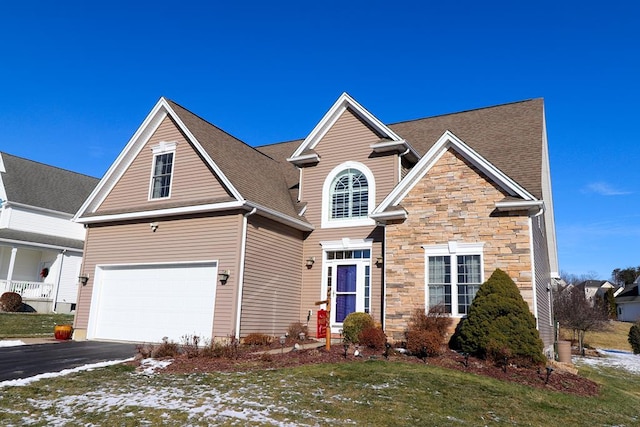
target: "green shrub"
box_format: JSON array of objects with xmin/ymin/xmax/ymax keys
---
[
  {"xmin": 358, "ymin": 326, "xmax": 386, "ymax": 350},
  {"xmin": 0, "ymin": 292, "xmax": 22, "ymax": 312},
  {"xmin": 629, "ymin": 321, "xmax": 640, "ymax": 354},
  {"xmin": 342, "ymin": 312, "xmax": 374, "ymax": 344},
  {"xmin": 452, "ymin": 269, "xmax": 545, "ymax": 366}
]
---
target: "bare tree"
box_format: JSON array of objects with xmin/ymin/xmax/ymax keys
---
[
  {"xmin": 559, "ymin": 270, "xmax": 600, "ymax": 286},
  {"xmin": 554, "ymin": 286, "xmax": 609, "ymax": 355}
]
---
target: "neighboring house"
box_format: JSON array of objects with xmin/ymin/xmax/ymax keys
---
[
  {"xmin": 72, "ymin": 94, "xmax": 559, "ymax": 355},
  {"xmin": 0, "ymin": 153, "xmax": 99, "ymax": 313},
  {"xmin": 616, "ymin": 276, "xmax": 640, "ymax": 322},
  {"xmin": 576, "ymin": 280, "xmax": 618, "ymax": 304}
]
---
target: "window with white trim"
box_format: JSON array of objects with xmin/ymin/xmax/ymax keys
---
[
  {"xmin": 321, "ymin": 162, "xmax": 376, "ymax": 229},
  {"xmin": 149, "ymin": 142, "xmax": 176, "ymax": 200},
  {"xmin": 331, "ymin": 168, "xmax": 368, "ymax": 219},
  {"xmin": 423, "ymin": 242, "xmax": 484, "ymax": 317}
]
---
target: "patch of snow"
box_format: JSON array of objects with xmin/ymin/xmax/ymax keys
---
[
  {"xmin": 574, "ymin": 349, "xmax": 640, "ymax": 374},
  {"xmin": 136, "ymin": 358, "xmax": 172, "ymax": 375},
  {"xmin": 0, "ymin": 340, "xmax": 26, "ymax": 347},
  {"xmin": 0, "ymin": 358, "xmax": 135, "ymax": 388}
]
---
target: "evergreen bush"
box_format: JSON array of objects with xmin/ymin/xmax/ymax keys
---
[
  {"xmin": 629, "ymin": 321, "xmax": 640, "ymax": 354},
  {"xmin": 342, "ymin": 312, "xmax": 374, "ymax": 344},
  {"xmin": 452, "ymin": 269, "xmax": 545, "ymax": 366}
]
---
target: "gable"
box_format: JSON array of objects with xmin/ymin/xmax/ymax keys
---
[
  {"xmin": 389, "ymin": 99, "xmax": 544, "ymax": 199},
  {"xmin": 402, "ymin": 148, "xmax": 509, "ymax": 216},
  {"xmin": 372, "ymin": 130, "xmax": 541, "ymax": 222},
  {"xmin": 96, "ymin": 116, "xmax": 233, "ymax": 214}
]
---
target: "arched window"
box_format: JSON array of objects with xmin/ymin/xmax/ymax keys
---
[{"xmin": 330, "ymin": 169, "xmax": 368, "ymax": 219}]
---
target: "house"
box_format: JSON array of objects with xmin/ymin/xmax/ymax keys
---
[
  {"xmin": 0, "ymin": 153, "xmax": 99, "ymax": 313},
  {"xmin": 576, "ymin": 280, "xmax": 619, "ymax": 304},
  {"xmin": 72, "ymin": 94, "xmax": 559, "ymax": 355},
  {"xmin": 616, "ymin": 276, "xmax": 640, "ymax": 322}
]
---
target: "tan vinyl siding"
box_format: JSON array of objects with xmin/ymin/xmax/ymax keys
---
[
  {"xmin": 301, "ymin": 109, "xmax": 397, "ymax": 221},
  {"xmin": 533, "ymin": 215, "xmax": 554, "ymax": 351},
  {"xmin": 301, "ymin": 226, "xmax": 384, "ymax": 337},
  {"xmin": 98, "ymin": 116, "xmax": 231, "ymax": 212},
  {"xmin": 74, "ymin": 213, "xmax": 243, "ymax": 339},
  {"xmin": 240, "ymin": 215, "xmax": 304, "ymax": 336},
  {"xmin": 298, "ymin": 109, "xmax": 396, "ymax": 336}
]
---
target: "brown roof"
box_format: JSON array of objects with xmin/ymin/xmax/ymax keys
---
[
  {"xmin": 167, "ymin": 100, "xmax": 303, "ymax": 220},
  {"xmin": 388, "ymin": 99, "xmax": 544, "ymax": 199},
  {"xmin": 260, "ymin": 99, "xmax": 545, "ymax": 200}
]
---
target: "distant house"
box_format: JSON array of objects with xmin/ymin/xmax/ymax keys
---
[
  {"xmin": 72, "ymin": 94, "xmax": 559, "ymax": 356},
  {"xmin": 616, "ymin": 276, "xmax": 640, "ymax": 322},
  {"xmin": 0, "ymin": 153, "xmax": 99, "ymax": 313},
  {"xmin": 575, "ymin": 280, "xmax": 619, "ymax": 305}
]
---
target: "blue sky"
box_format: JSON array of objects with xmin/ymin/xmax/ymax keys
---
[{"xmin": 0, "ymin": 1, "xmax": 638, "ymax": 280}]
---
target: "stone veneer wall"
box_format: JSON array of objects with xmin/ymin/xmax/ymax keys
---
[{"xmin": 384, "ymin": 149, "xmax": 534, "ymax": 341}]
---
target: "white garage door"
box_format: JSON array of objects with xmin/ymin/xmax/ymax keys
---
[{"xmin": 88, "ymin": 262, "xmax": 218, "ymax": 343}]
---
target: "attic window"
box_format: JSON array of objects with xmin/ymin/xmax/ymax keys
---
[{"xmin": 149, "ymin": 142, "xmax": 176, "ymax": 200}]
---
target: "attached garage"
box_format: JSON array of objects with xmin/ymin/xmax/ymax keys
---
[{"xmin": 87, "ymin": 262, "xmax": 218, "ymax": 343}]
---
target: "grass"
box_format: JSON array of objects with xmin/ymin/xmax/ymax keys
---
[
  {"xmin": 0, "ymin": 360, "xmax": 638, "ymax": 425},
  {"xmin": 0, "ymin": 312, "xmax": 74, "ymax": 338},
  {"xmin": 560, "ymin": 320, "xmax": 632, "ymax": 351}
]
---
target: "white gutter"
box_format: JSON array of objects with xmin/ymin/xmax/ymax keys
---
[
  {"xmin": 75, "ymin": 200, "xmax": 314, "ymax": 232},
  {"xmin": 369, "ymin": 209, "xmax": 408, "ymax": 223},
  {"xmin": 0, "ymin": 238, "xmax": 82, "ymax": 252},
  {"xmin": 4, "ymin": 201, "xmax": 74, "ymax": 218},
  {"xmin": 235, "ymin": 207, "xmax": 257, "ymax": 339},
  {"xmin": 74, "ymin": 201, "xmax": 246, "ymax": 224}
]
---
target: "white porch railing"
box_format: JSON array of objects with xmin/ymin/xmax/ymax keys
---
[{"xmin": 0, "ymin": 280, "xmax": 54, "ymax": 299}]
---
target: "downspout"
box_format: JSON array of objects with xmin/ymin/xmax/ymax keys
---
[
  {"xmin": 234, "ymin": 207, "xmax": 257, "ymax": 339},
  {"xmin": 51, "ymin": 249, "xmax": 67, "ymax": 313},
  {"xmin": 528, "ymin": 204, "xmax": 545, "ymax": 332}
]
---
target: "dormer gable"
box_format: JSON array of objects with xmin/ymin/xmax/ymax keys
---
[
  {"xmin": 371, "ymin": 130, "xmax": 542, "ymax": 223},
  {"xmin": 287, "ymin": 93, "xmax": 419, "ymax": 167}
]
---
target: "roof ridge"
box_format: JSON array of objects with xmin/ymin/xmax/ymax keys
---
[{"xmin": 387, "ymin": 98, "xmax": 542, "ymax": 127}]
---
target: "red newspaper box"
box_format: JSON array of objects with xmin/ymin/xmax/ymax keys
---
[{"xmin": 317, "ymin": 309, "xmax": 327, "ymax": 338}]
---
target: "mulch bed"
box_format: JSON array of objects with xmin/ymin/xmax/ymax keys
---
[{"xmin": 144, "ymin": 343, "xmax": 600, "ymax": 397}]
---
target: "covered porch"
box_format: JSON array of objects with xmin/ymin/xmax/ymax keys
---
[{"xmin": 0, "ymin": 230, "xmax": 84, "ymax": 313}]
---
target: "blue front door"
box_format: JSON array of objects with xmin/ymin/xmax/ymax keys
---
[{"xmin": 335, "ymin": 265, "xmax": 357, "ymax": 323}]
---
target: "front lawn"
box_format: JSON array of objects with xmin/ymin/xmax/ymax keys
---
[
  {"xmin": 0, "ymin": 313, "xmax": 74, "ymax": 338},
  {"xmin": 560, "ymin": 320, "xmax": 632, "ymax": 352},
  {"xmin": 0, "ymin": 358, "xmax": 638, "ymax": 425}
]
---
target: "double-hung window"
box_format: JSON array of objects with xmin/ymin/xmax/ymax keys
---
[
  {"xmin": 149, "ymin": 142, "xmax": 176, "ymax": 200},
  {"xmin": 423, "ymin": 242, "xmax": 484, "ymax": 317}
]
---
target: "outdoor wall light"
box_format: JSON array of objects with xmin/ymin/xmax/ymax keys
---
[
  {"xmin": 375, "ymin": 256, "xmax": 384, "ymax": 265},
  {"xmin": 78, "ymin": 275, "xmax": 89, "ymax": 286},
  {"xmin": 305, "ymin": 257, "xmax": 315, "ymax": 268},
  {"xmin": 218, "ymin": 270, "xmax": 230, "ymax": 284},
  {"xmin": 149, "ymin": 222, "xmax": 159, "ymax": 232}
]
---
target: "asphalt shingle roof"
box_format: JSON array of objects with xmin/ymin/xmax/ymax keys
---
[
  {"xmin": 1, "ymin": 153, "xmax": 99, "ymax": 214},
  {"xmin": 167, "ymin": 100, "xmax": 302, "ymax": 220},
  {"xmin": 256, "ymin": 99, "xmax": 546, "ymax": 201}
]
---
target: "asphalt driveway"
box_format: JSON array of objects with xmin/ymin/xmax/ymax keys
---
[{"xmin": 0, "ymin": 341, "xmax": 137, "ymax": 382}]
